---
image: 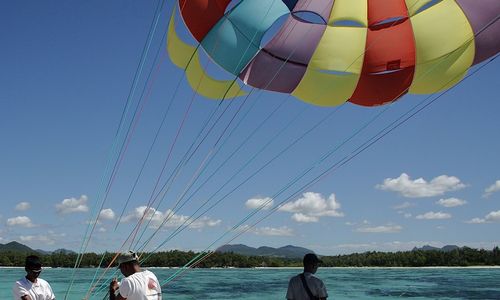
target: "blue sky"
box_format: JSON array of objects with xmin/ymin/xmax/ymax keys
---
[{"xmin": 0, "ymin": 0, "xmax": 499, "ymax": 255}]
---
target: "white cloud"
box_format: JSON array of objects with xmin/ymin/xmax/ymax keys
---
[
  {"xmin": 415, "ymin": 211, "xmax": 451, "ymax": 220},
  {"xmin": 392, "ymin": 202, "xmax": 414, "ymax": 210},
  {"xmin": 404, "ymin": 213, "xmax": 412, "ymax": 218},
  {"xmin": 253, "ymin": 226, "xmax": 294, "ymax": 236},
  {"xmin": 486, "ymin": 211, "xmax": 500, "ymax": 222},
  {"xmin": 122, "ymin": 206, "xmax": 221, "ymax": 230},
  {"xmin": 436, "ymin": 198, "xmax": 467, "ymax": 208},
  {"xmin": 279, "ymin": 192, "xmax": 343, "ymax": 223},
  {"xmin": 15, "ymin": 202, "xmax": 31, "ymax": 211},
  {"xmin": 483, "ymin": 180, "xmax": 500, "ymax": 198},
  {"xmin": 238, "ymin": 225, "xmax": 294, "ymax": 236},
  {"xmin": 99, "ymin": 208, "xmax": 115, "ymax": 221},
  {"xmin": 376, "ymin": 173, "xmax": 466, "ymax": 198},
  {"xmin": 6, "ymin": 216, "xmax": 36, "ymax": 228},
  {"xmin": 56, "ymin": 195, "xmax": 89, "ymax": 214},
  {"xmin": 291, "ymin": 213, "xmax": 318, "ymax": 223},
  {"xmin": 466, "ymin": 210, "xmax": 500, "ymax": 224},
  {"xmin": 355, "ymin": 225, "xmax": 402, "ymax": 233},
  {"xmin": 465, "ymin": 218, "xmax": 486, "ymax": 224},
  {"xmin": 19, "ymin": 231, "xmax": 65, "ymax": 246},
  {"xmin": 245, "ymin": 197, "xmax": 273, "ymax": 210}
]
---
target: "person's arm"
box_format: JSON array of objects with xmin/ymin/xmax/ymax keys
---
[
  {"xmin": 13, "ymin": 281, "xmax": 31, "ymax": 300},
  {"xmin": 285, "ymin": 277, "xmax": 294, "ymax": 300},
  {"xmin": 47, "ymin": 282, "xmax": 56, "ymax": 300},
  {"xmin": 109, "ymin": 279, "xmax": 127, "ymax": 300}
]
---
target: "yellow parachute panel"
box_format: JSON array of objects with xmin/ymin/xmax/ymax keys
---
[
  {"xmin": 409, "ymin": 0, "xmax": 475, "ymax": 94},
  {"xmin": 167, "ymin": 10, "xmax": 247, "ymax": 99}
]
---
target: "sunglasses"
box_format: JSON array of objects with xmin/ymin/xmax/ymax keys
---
[{"xmin": 27, "ymin": 269, "xmax": 42, "ymax": 274}]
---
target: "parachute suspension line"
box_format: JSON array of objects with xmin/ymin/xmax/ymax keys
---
[
  {"xmin": 133, "ymin": 0, "xmax": 325, "ymax": 254},
  {"xmin": 125, "ymin": 23, "xmax": 235, "ymax": 251},
  {"xmin": 65, "ymin": 0, "xmax": 166, "ymax": 299},
  {"xmin": 85, "ymin": 13, "xmax": 175, "ymax": 299},
  {"xmin": 83, "ymin": 2, "xmax": 175, "ymax": 298},
  {"xmin": 161, "ymin": 54, "xmax": 499, "ymax": 287},
  {"xmin": 86, "ymin": 3, "xmax": 248, "ymax": 294},
  {"xmin": 125, "ymin": 0, "xmax": 342, "ymax": 269},
  {"xmin": 128, "ymin": 0, "xmax": 291, "ymax": 251},
  {"xmin": 163, "ymin": 9, "xmax": 500, "ymax": 270},
  {"xmin": 158, "ymin": 12, "xmax": 500, "ymax": 283},
  {"xmin": 133, "ymin": 87, "xmax": 252, "ymax": 251},
  {"xmin": 224, "ymin": 54, "xmax": 500, "ymax": 262},
  {"xmin": 139, "ymin": 104, "xmax": 338, "ymax": 265},
  {"xmin": 136, "ymin": 95, "xmax": 289, "ymax": 255},
  {"xmin": 86, "ymin": 2, "xmax": 236, "ymax": 297},
  {"xmin": 94, "ymin": 1, "xmax": 468, "ymax": 296},
  {"xmin": 162, "ymin": 51, "xmax": 500, "ymax": 288}
]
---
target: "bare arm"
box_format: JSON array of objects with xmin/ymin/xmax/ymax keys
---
[{"xmin": 109, "ymin": 279, "xmax": 127, "ymax": 300}]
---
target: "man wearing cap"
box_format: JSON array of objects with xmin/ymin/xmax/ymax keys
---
[
  {"xmin": 109, "ymin": 251, "xmax": 162, "ymax": 300},
  {"xmin": 286, "ymin": 253, "xmax": 328, "ymax": 300},
  {"xmin": 12, "ymin": 255, "xmax": 56, "ymax": 300}
]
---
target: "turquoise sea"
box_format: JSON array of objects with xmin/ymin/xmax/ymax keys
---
[{"xmin": 1, "ymin": 267, "xmax": 500, "ymax": 299}]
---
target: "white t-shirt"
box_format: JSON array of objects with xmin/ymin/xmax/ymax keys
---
[
  {"xmin": 286, "ymin": 272, "xmax": 328, "ymax": 299},
  {"xmin": 119, "ymin": 270, "xmax": 162, "ymax": 300},
  {"xmin": 12, "ymin": 277, "xmax": 55, "ymax": 300}
]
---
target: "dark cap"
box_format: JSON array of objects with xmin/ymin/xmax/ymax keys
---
[
  {"xmin": 303, "ymin": 253, "xmax": 321, "ymax": 265},
  {"xmin": 25, "ymin": 255, "xmax": 42, "ymax": 272}
]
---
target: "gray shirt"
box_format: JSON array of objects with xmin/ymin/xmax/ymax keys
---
[{"xmin": 286, "ymin": 272, "xmax": 328, "ymax": 299}]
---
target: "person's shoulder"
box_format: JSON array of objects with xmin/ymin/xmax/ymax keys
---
[
  {"xmin": 144, "ymin": 269, "xmax": 158, "ymax": 278},
  {"xmin": 288, "ymin": 273, "xmax": 301, "ymax": 282},
  {"xmin": 14, "ymin": 277, "xmax": 28, "ymax": 286},
  {"xmin": 38, "ymin": 278, "xmax": 50, "ymax": 285},
  {"xmin": 309, "ymin": 274, "xmax": 326, "ymax": 285}
]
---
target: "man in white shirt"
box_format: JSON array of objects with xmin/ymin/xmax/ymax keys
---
[
  {"xmin": 12, "ymin": 255, "xmax": 56, "ymax": 300},
  {"xmin": 109, "ymin": 251, "xmax": 162, "ymax": 300},
  {"xmin": 286, "ymin": 253, "xmax": 328, "ymax": 300}
]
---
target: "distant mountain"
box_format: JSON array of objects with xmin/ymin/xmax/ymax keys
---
[
  {"xmin": 52, "ymin": 248, "xmax": 76, "ymax": 255},
  {"xmin": 413, "ymin": 245, "xmax": 460, "ymax": 252},
  {"xmin": 0, "ymin": 241, "xmax": 35, "ymax": 253},
  {"xmin": 0, "ymin": 241, "xmax": 75, "ymax": 255},
  {"xmin": 216, "ymin": 244, "xmax": 315, "ymax": 259}
]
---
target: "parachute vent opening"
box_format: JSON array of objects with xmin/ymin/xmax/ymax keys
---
[
  {"xmin": 292, "ymin": 11, "xmax": 327, "ymax": 25},
  {"xmin": 260, "ymin": 14, "xmax": 289, "ymax": 48},
  {"xmin": 225, "ymin": 0, "xmax": 243, "ymax": 14},
  {"xmin": 331, "ymin": 20, "xmax": 365, "ymax": 28},
  {"xmin": 414, "ymin": 0, "xmax": 443, "ymax": 15},
  {"xmin": 281, "ymin": 0, "xmax": 299, "ymax": 11},
  {"xmin": 317, "ymin": 70, "xmax": 353, "ymax": 76},
  {"xmin": 370, "ymin": 16, "xmax": 407, "ymax": 30}
]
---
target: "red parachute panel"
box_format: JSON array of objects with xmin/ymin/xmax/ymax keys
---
[
  {"xmin": 179, "ymin": 0, "xmax": 232, "ymax": 42},
  {"xmin": 350, "ymin": 0, "xmax": 416, "ymax": 106}
]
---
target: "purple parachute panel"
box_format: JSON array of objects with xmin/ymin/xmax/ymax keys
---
[
  {"xmin": 239, "ymin": 14, "xmax": 327, "ymax": 93},
  {"xmin": 293, "ymin": 0, "xmax": 335, "ymax": 23},
  {"xmin": 456, "ymin": 0, "xmax": 500, "ymax": 65}
]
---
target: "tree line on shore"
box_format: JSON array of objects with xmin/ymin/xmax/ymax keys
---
[{"xmin": 1, "ymin": 247, "xmax": 498, "ymax": 268}]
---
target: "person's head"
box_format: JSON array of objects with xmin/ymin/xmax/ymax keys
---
[
  {"xmin": 303, "ymin": 253, "xmax": 321, "ymax": 274},
  {"xmin": 25, "ymin": 255, "xmax": 42, "ymax": 281},
  {"xmin": 117, "ymin": 251, "xmax": 140, "ymax": 277}
]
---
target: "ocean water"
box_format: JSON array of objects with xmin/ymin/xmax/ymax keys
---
[{"xmin": 1, "ymin": 267, "xmax": 500, "ymax": 299}]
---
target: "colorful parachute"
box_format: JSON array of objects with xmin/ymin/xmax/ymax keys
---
[{"xmin": 168, "ymin": 0, "xmax": 500, "ymax": 107}]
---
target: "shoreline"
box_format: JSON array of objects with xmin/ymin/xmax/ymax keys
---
[{"xmin": 1, "ymin": 266, "xmax": 500, "ymax": 270}]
